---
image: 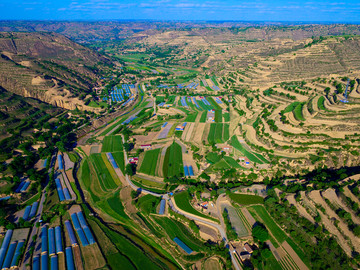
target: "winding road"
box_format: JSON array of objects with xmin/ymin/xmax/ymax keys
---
[{"xmin": 119, "ymin": 134, "xmax": 242, "ymax": 269}]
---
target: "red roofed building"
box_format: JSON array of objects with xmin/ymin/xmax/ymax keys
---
[
  {"xmin": 129, "ymin": 157, "xmax": 139, "ymax": 164},
  {"xmin": 140, "ymin": 144, "xmax": 152, "ymax": 150}
]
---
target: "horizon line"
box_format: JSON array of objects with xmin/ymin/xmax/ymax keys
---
[{"xmin": 0, "ymin": 19, "xmax": 360, "ymax": 25}]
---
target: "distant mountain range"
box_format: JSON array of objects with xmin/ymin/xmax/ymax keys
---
[{"xmin": 0, "ymin": 21, "xmax": 360, "ymax": 43}]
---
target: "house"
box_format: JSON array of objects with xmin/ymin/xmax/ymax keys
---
[
  {"xmin": 129, "ymin": 157, "xmax": 139, "ymax": 164},
  {"xmin": 239, "ymin": 252, "xmax": 251, "ymax": 261},
  {"xmin": 175, "ymin": 122, "xmax": 187, "ymax": 131},
  {"xmin": 140, "ymin": 144, "xmax": 152, "ymax": 150},
  {"xmin": 239, "ymin": 156, "xmax": 250, "ymax": 165},
  {"xmin": 200, "ymin": 202, "xmax": 208, "ymax": 209},
  {"xmin": 243, "ymin": 243, "xmax": 253, "ymax": 254},
  {"xmin": 221, "ymin": 145, "xmax": 232, "ymax": 152}
]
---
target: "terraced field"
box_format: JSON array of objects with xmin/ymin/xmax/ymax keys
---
[
  {"xmin": 153, "ymin": 216, "xmax": 205, "ymax": 252},
  {"xmin": 230, "ymin": 136, "xmax": 268, "ymax": 164},
  {"xmin": 229, "ymin": 193, "xmax": 264, "ymax": 205}
]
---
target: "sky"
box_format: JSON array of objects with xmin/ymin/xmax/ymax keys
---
[{"xmin": 0, "ymin": 0, "xmax": 360, "ymax": 23}]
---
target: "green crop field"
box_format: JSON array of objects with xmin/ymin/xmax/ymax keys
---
[
  {"xmin": 206, "ymin": 152, "xmax": 221, "ymax": 164},
  {"xmin": 214, "ymin": 110, "xmax": 222, "ymax": 122},
  {"xmin": 132, "ymin": 180, "xmax": 167, "ymax": 194},
  {"xmin": 283, "ymin": 102, "xmax": 300, "ymax": 113},
  {"xmin": 212, "ymin": 159, "xmax": 232, "ymax": 170},
  {"xmin": 166, "ymin": 95, "xmax": 176, "ymax": 104},
  {"xmin": 102, "ymin": 136, "xmax": 124, "ymax": 152},
  {"xmin": 208, "ymin": 97, "xmax": 222, "ymax": 110},
  {"xmin": 211, "ymin": 76, "xmax": 219, "ymax": 86},
  {"xmin": 212, "ymin": 156, "xmax": 244, "ymax": 170},
  {"xmin": 89, "ymin": 212, "xmax": 176, "ymax": 270},
  {"xmin": 207, "ymin": 123, "xmax": 229, "ymax": 144},
  {"xmin": 136, "ymin": 194, "xmax": 161, "ymax": 214},
  {"xmin": 163, "ymin": 142, "xmax": 183, "ymax": 178},
  {"xmin": 156, "ymin": 96, "xmax": 165, "ymax": 104},
  {"xmin": 138, "ymin": 148, "xmax": 161, "ymax": 176},
  {"xmin": 318, "ymin": 96, "xmax": 326, "ymax": 110},
  {"xmin": 111, "ymin": 151, "xmax": 125, "ymax": 174},
  {"xmin": 200, "ymin": 111, "xmax": 207, "ymax": 122},
  {"xmin": 223, "ymin": 156, "xmax": 243, "ymax": 168},
  {"xmin": 198, "ymin": 100, "xmax": 212, "ymax": 111},
  {"xmin": 154, "ymin": 216, "xmax": 204, "ymax": 252},
  {"xmin": 223, "ymin": 113, "xmax": 230, "ymax": 122},
  {"xmin": 223, "ymin": 123, "xmax": 230, "ymax": 142},
  {"xmin": 185, "ymin": 112, "xmax": 198, "ymax": 122},
  {"xmin": 174, "ymin": 192, "xmax": 218, "ymax": 222},
  {"xmin": 229, "ymin": 193, "xmax": 264, "ymax": 205},
  {"xmin": 79, "ymin": 158, "xmax": 101, "ymax": 202},
  {"xmin": 248, "ymin": 205, "xmax": 287, "ymax": 243},
  {"xmin": 293, "ymin": 102, "xmax": 305, "ymax": 121},
  {"xmin": 97, "ymin": 191, "xmax": 129, "ymax": 222},
  {"xmin": 230, "ymin": 136, "xmax": 268, "ymax": 164},
  {"xmin": 177, "ymin": 107, "xmax": 190, "ymax": 114},
  {"xmin": 89, "ymin": 154, "xmax": 118, "ymax": 190},
  {"xmin": 248, "ymin": 205, "xmax": 308, "ymax": 266},
  {"xmin": 132, "ymin": 176, "xmax": 166, "ymax": 189}
]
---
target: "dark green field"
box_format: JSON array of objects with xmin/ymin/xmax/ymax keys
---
[
  {"xmin": 185, "ymin": 111, "xmax": 198, "ymax": 122},
  {"xmin": 229, "ymin": 193, "xmax": 264, "ymax": 205},
  {"xmin": 163, "ymin": 142, "xmax": 183, "ymax": 178},
  {"xmin": 111, "ymin": 151, "xmax": 125, "ymax": 174},
  {"xmin": 138, "ymin": 148, "xmax": 161, "ymax": 176},
  {"xmin": 102, "ymin": 136, "xmax": 124, "ymax": 152},
  {"xmin": 207, "ymin": 123, "xmax": 229, "ymax": 144}
]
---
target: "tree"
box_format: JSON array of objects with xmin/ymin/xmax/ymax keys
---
[
  {"xmin": 324, "ymin": 87, "xmax": 330, "ymax": 96},
  {"xmin": 252, "ymin": 222, "xmax": 269, "ymax": 242},
  {"xmin": 126, "ymin": 164, "xmax": 136, "ymax": 176}
]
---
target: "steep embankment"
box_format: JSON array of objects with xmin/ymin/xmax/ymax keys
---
[{"xmin": 0, "ymin": 32, "xmax": 113, "ymax": 110}]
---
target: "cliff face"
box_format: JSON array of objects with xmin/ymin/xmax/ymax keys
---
[{"xmin": 0, "ymin": 32, "xmax": 113, "ymax": 111}]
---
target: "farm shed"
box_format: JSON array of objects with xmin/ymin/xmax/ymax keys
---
[
  {"xmin": 58, "ymin": 155, "xmax": 63, "ymax": 170},
  {"xmin": 32, "ymin": 255, "xmax": 40, "ymax": 270},
  {"xmin": 64, "ymin": 220, "xmax": 77, "ymax": 246},
  {"xmin": 23, "ymin": 206, "xmax": 32, "ymax": 221},
  {"xmin": 65, "ymin": 247, "xmax": 75, "ymax": 270},
  {"xmin": 0, "ymin": 230, "xmax": 13, "ymax": 267},
  {"xmin": 41, "ymin": 253, "xmax": 48, "ymax": 270},
  {"xmin": 55, "ymin": 226, "xmax": 63, "ymax": 254},
  {"xmin": 2, "ymin": 241, "xmax": 17, "ymax": 269},
  {"xmin": 48, "ymin": 227, "xmax": 56, "ymax": 256},
  {"xmin": 41, "ymin": 226, "xmax": 48, "ymax": 254},
  {"xmin": 158, "ymin": 199, "xmax": 166, "ymax": 215},
  {"xmin": 173, "ymin": 237, "xmax": 193, "ymax": 254},
  {"xmin": 50, "ymin": 255, "xmax": 58, "ymax": 270},
  {"xmin": 10, "ymin": 239, "xmax": 25, "ymax": 268},
  {"xmin": 29, "ymin": 201, "xmax": 39, "ymax": 219}
]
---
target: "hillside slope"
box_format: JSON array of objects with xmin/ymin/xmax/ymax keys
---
[{"xmin": 0, "ymin": 32, "xmax": 113, "ymax": 110}]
